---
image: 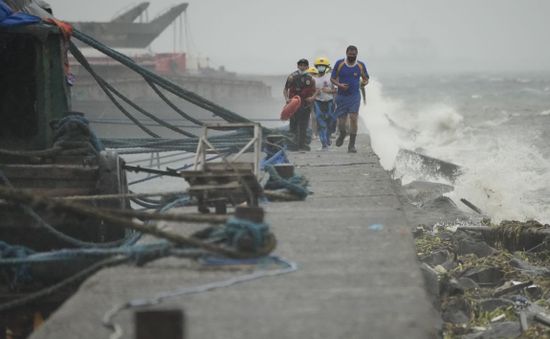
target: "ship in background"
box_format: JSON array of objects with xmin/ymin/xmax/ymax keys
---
[{"xmin": 69, "ymin": 2, "xmax": 278, "ymax": 138}]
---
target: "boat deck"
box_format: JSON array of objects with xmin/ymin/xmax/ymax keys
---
[{"xmin": 31, "ymin": 135, "xmax": 439, "ymax": 339}]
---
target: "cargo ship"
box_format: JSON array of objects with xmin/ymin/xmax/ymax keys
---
[{"xmin": 67, "ymin": 2, "xmax": 274, "ymax": 138}]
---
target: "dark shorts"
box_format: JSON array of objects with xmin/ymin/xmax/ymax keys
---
[{"xmin": 334, "ymin": 93, "xmax": 361, "ymax": 117}]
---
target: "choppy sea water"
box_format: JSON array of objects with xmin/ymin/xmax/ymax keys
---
[{"xmin": 361, "ymin": 72, "xmax": 550, "ymax": 223}]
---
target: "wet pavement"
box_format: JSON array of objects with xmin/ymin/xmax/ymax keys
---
[{"xmin": 31, "ymin": 135, "xmax": 439, "ymax": 339}]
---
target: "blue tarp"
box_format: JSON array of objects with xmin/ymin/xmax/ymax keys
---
[
  {"xmin": 260, "ymin": 148, "xmax": 289, "ymax": 170},
  {"xmin": 0, "ymin": 1, "xmax": 41, "ymax": 27}
]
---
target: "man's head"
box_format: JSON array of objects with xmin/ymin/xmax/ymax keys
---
[
  {"xmin": 297, "ymin": 58, "xmax": 309, "ymax": 73},
  {"xmin": 345, "ymin": 45, "xmax": 358, "ymax": 64}
]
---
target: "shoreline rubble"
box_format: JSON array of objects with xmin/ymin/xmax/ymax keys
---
[
  {"xmin": 392, "ymin": 175, "xmax": 550, "ymax": 338},
  {"xmin": 414, "ymin": 217, "xmax": 550, "ymax": 338}
]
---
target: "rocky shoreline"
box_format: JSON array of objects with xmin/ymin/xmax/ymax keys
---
[{"xmin": 392, "ymin": 178, "xmax": 550, "ymax": 338}]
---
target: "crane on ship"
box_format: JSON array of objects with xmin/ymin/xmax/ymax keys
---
[{"xmin": 71, "ymin": 2, "xmax": 188, "ymax": 49}]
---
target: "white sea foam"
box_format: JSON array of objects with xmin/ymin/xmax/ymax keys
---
[
  {"xmin": 360, "ymin": 79, "xmax": 550, "ymax": 223},
  {"xmin": 516, "ymin": 78, "xmax": 531, "ymax": 84},
  {"xmin": 358, "ymin": 80, "xmax": 401, "ymax": 169},
  {"xmin": 447, "ymin": 140, "xmax": 550, "ymax": 223},
  {"xmin": 479, "ymin": 116, "xmax": 511, "ymax": 127}
]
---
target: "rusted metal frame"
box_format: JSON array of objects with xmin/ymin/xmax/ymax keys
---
[
  {"xmin": 254, "ymin": 123, "xmax": 262, "ymax": 178},
  {"xmin": 198, "ymin": 138, "xmax": 256, "ymax": 203},
  {"xmin": 194, "ymin": 123, "xmax": 261, "ymax": 178}
]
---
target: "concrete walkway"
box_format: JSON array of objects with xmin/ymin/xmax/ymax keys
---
[{"xmin": 31, "ymin": 135, "xmax": 439, "ymax": 339}]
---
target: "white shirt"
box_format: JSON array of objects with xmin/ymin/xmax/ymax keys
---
[{"xmin": 314, "ymin": 73, "xmax": 334, "ymax": 102}]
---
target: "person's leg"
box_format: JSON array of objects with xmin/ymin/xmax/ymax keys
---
[
  {"xmin": 310, "ymin": 107, "xmax": 318, "ymax": 139},
  {"xmin": 335, "ymin": 114, "xmax": 348, "ymax": 147},
  {"xmin": 317, "ymin": 116, "xmax": 328, "ymax": 148},
  {"xmin": 294, "ymin": 110, "xmax": 303, "ymax": 149},
  {"xmin": 296, "ymin": 107, "xmax": 310, "ymax": 150},
  {"xmin": 348, "ymin": 112, "xmax": 358, "ymax": 153},
  {"xmin": 326, "ymin": 101, "xmax": 335, "ymax": 145},
  {"xmin": 290, "ymin": 114, "xmax": 297, "ymax": 133},
  {"xmin": 288, "ymin": 114, "xmax": 297, "ymax": 149},
  {"xmin": 314, "ymin": 101, "xmax": 328, "ymax": 148},
  {"xmin": 328, "ymin": 116, "xmax": 337, "ymax": 137}
]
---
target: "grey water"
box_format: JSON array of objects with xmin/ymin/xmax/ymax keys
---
[{"xmin": 364, "ymin": 71, "xmax": 550, "ymax": 223}]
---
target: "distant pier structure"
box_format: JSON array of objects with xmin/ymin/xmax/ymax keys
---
[
  {"xmin": 71, "ymin": 2, "xmax": 188, "ymax": 49},
  {"xmin": 69, "ymin": 2, "xmax": 271, "ymax": 111}
]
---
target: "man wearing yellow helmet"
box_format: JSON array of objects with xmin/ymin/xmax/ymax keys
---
[
  {"xmin": 306, "ymin": 66, "xmax": 319, "ymax": 76},
  {"xmin": 313, "ymin": 56, "xmax": 337, "ymax": 150},
  {"xmin": 305, "ymin": 66, "xmax": 320, "ymax": 141}
]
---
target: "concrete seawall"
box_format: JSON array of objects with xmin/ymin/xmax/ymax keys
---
[{"xmin": 31, "ymin": 135, "xmax": 439, "ymax": 339}]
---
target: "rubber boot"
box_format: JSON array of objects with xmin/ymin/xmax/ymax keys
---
[
  {"xmin": 348, "ymin": 134, "xmax": 357, "ymax": 153},
  {"xmin": 297, "ymin": 126, "xmax": 310, "ymax": 151},
  {"xmin": 335, "ymin": 129, "xmax": 346, "ymax": 147}
]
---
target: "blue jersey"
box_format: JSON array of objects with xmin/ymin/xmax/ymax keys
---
[{"xmin": 331, "ymin": 59, "xmax": 369, "ymax": 96}]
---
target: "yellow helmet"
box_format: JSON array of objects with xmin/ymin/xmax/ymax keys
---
[
  {"xmin": 314, "ymin": 57, "xmax": 330, "ymax": 66},
  {"xmin": 306, "ymin": 66, "xmax": 319, "ymax": 75}
]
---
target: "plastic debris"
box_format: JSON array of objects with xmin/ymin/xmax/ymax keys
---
[{"xmin": 368, "ymin": 224, "xmax": 384, "ymax": 231}]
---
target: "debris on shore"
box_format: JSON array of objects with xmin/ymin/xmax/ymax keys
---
[{"xmin": 415, "ymin": 219, "xmax": 550, "ymax": 338}]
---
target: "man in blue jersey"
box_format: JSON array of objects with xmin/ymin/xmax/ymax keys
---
[{"xmin": 331, "ymin": 45, "xmax": 369, "ymax": 153}]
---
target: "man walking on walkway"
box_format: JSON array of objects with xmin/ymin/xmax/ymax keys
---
[
  {"xmin": 284, "ymin": 58, "xmax": 316, "ymax": 151},
  {"xmin": 313, "ymin": 56, "xmax": 337, "ymax": 150},
  {"xmin": 331, "ymin": 45, "xmax": 369, "ymax": 153}
]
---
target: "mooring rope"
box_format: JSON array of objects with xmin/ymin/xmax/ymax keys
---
[
  {"xmin": 0, "ymin": 185, "xmax": 266, "ymax": 258},
  {"xmin": 102, "ymin": 257, "xmax": 298, "ymax": 339},
  {"xmin": 0, "ymin": 170, "xmax": 140, "ymax": 248},
  {"xmin": 72, "ymin": 29, "xmax": 254, "ymax": 126},
  {"xmin": 263, "ymin": 164, "xmax": 310, "ymax": 200},
  {"xmin": 68, "ymin": 42, "xmax": 160, "ymax": 138}
]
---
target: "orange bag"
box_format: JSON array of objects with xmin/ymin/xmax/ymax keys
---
[{"xmin": 280, "ymin": 96, "xmax": 301, "ymax": 121}]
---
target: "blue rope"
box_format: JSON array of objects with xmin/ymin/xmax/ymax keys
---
[
  {"xmin": 130, "ymin": 197, "xmax": 164, "ymax": 210},
  {"xmin": 0, "ymin": 242, "xmax": 171, "ymax": 266},
  {"xmin": 159, "ymin": 195, "xmax": 193, "ymax": 212},
  {"xmin": 0, "ymin": 241, "xmax": 35, "ymax": 287},
  {"xmin": 102, "ymin": 256, "xmax": 297, "ymax": 339},
  {"xmin": 52, "ymin": 113, "xmax": 104, "ymax": 151},
  {"xmin": 0, "ymin": 195, "xmax": 193, "ymax": 270},
  {"xmin": 0, "ymin": 164, "xmax": 275, "ymax": 288},
  {"xmin": 209, "ymin": 217, "xmax": 270, "ymax": 252},
  {"xmin": 264, "ymin": 165, "xmax": 310, "ymax": 200}
]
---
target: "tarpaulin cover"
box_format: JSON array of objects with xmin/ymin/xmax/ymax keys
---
[{"xmin": 0, "ymin": 0, "xmax": 40, "ymax": 27}]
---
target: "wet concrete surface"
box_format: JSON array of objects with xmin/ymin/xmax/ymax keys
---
[{"xmin": 31, "ymin": 135, "xmax": 441, "ymax": 339}]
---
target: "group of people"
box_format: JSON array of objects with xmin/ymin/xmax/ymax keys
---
[{"xmin": 283, "ymin": 45, "xmax": 369, "ymax": 153}]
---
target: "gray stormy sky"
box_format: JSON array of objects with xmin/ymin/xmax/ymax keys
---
[{"xmin": 47, "ymin": 0, "xmax": 550, "ymax": 75}]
